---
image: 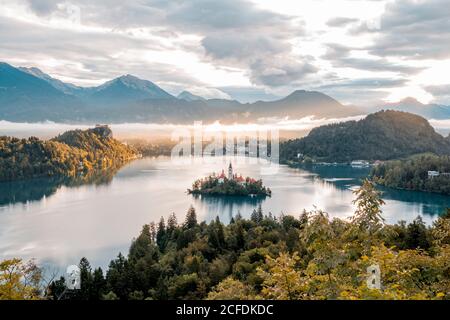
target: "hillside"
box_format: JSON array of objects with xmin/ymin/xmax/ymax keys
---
[
  {"xmin": 0, "ymin": 126, "xmax": 136, "ymax": 182},
  {"xmin": 280, "ymin": 110, "xmax": 450, "ymax": 163},
  {"xmin": 371, "ymin": 154, "xmax": 450, "ymax": 195}
]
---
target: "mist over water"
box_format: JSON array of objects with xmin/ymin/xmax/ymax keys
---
[
  {"xmin": 1, "ymin": 115, "xmax": 449, "ymax": 140},
  {"xmin": 0, "ymin": 116, "xmax": 367, "ymax": 140}
]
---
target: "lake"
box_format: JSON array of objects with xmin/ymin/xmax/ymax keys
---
[{"xmin": 0, "ymin": 156, "xmax": 449, "ymax": 271}]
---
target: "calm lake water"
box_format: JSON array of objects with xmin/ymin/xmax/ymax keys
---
[{"xmin": 0, "ymin": 156, "xmax": 449, "ymax": 271}]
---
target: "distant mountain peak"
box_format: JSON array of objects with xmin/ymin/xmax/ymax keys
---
[
  {"xmin": 117, "ymin": 74, "xmax": 142, "ymax": 82},
  {"xmin": 103, "ymin": 74, "xmax": 160, "ymax": 91},
  {"xmin": 19, "ymin": 66, "xmax": 45, "ymax": 77},
  {"xmin": 177, "ymin": 90, "xmax": 205, "ymax": 101},
  {"xmin": 94, "ymin": 74, "xmax": 174, "ymax": 100},
  {"xmin": 374, "ymin": 97, "xmax": 450, "ymax": 120},
  {"xmin": 397, "ymin": 97, "xmax": 424, "ymax": 106},
  {"xmin": 18, "ymin": 66, "xmax": 80, "ymax": 95},
  {"xmin": 281, "ymin": 90, "xmax": 342, "ymax": 107},
  {"xmin": 0, "ymin": 61, "xmax": 14, "ymax": 70},
  {"xmin": 284, "ymin": 90, "xmax": 333, "ymax": 100}
]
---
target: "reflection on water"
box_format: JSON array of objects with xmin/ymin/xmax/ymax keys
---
[
  {"xmin": 302, "ymin": 164, "xmax": 450, "ymax": 218},
  {"xmin": 0, "ymin": 167, "xmax": 120, "ymax": 207},
  {"xmin": 0, "ymin": 157, "xmax": 449, "ymax": 270},
  {"xmin": 192, "ymin": 194, "xmax": 265, "ymax": 222}
]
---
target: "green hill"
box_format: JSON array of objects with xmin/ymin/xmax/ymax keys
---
[
  {"xmin": 280, "ymin": 110, "xmax": 450, "ymax": 163},
  {"xmin": 0, "ymin": 126, "xmax": 136, "ymax": 182}
]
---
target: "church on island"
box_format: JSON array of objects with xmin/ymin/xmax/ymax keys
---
[
  {"xmin": 188, "ymin": 163, "xmax": 271, "ymax": 197},
  {"xmin": 216, "ymin": 163, "xmax": 255, "ymax": 185}
]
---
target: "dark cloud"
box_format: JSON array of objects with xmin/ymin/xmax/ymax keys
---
[
  {"xmin": 202, "ymin": 33, "xmax": 288, "ymax": 61},
  {"xmin": 326, "ymin": 17, "xmax": 359, "ymax": 27},
  {"xmin": 426, "ymin": 84, "xmax": 450, "ymax": 96},
  {"xmin": 356, "ymin": 0, "xmax": 450, "ymax": 59},
  {"xmin": 323, "ymin": 43, "xmax": 424, "ymax": 75},
  {"xmin": 27, "ymin": 0, "xmax": 60, "ymax": 16},
  {"xmin": 164, "ymin": 0, "xmax": 292, "ymax": 32},
  {"xmin": 249, "ymin": 58, "xmax": 318, "ymax": 87},
  {"xmin": 426, "ymin": 84, "xmax": 450, "ymax": 104},
  {"xmin": 314, "ymin": 77, "xmax": 408, "ymax": 106},
  {"xmin": 201, "ymin": 32, "xmax": 316, "ymax": 86}
]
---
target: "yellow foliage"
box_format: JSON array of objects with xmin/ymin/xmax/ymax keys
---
[{"xmin": 0, "ymin": 258, "xmax": 42, "ymax": 300}]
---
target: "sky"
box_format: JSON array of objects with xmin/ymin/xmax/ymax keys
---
[{"xmin": 0, "ymin": 0, "xmax": 449, "ymax": 105}]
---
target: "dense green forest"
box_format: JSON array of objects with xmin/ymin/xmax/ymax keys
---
[
  {"xmin": 371, "ymin": 154, "xmax": 450, "ymax": 195},
  {"xmin": 280, "ymin": 110, "xmax": 450, "ymax": 163},
  {"xmin": 3, "ymin": 180, "xmax": 447, "ymax": 300},
  {"xmin": 0, "ymin": 126, "xmax": 136, "ymax": 182},
  {"xmin": 188, "ymin": 175, "xmax": 271, "ymax": 197}
]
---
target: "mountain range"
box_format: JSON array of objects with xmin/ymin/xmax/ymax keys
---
[
  {"xmin": 0, "ymin": 62, "xmax": 361, "ymax": 123},
  {"xmin": 374, "ymin": 97, "xmax": 450, "ymax": 120},
  {"xmin": 1, "ymin": 61, "xmax": 450, "ymax": 123}
]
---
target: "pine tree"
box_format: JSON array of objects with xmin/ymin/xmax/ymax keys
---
[
  {"xmin": 251, "ymin": 209, "xmax": 259, "ymax": 223},
  {"xmin": 405, "ymin": 216, "xmax": 431, "ymax": 249},
  {"xmin": 257, "ymin": 205, "xmax": 264, "ymax": 222},
  {"xmin": 156, "ymin": 217, "xmax": 167, "ymax": 251},
  {"xmin": 184, "ymin": 206, "xmax": 198, "ymax": 229},
  {"xmin": 92, "ymin": 267, "xmax": 106, "ymax": 299},
  {"xmin": 78, "ymin": 257, "xmax": 93, "ymax": 300},
  {"xmin": 167, "ymin": 212, "xmax": 178, "ymax": 231}
]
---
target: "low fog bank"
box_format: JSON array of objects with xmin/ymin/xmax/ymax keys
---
[
  {"xmin": 3, "ymin": 115, "xmax": 448, "ymax": 142},
  {"xmin": 0, "ymin": 116, "xmax": 366, "ymax": 141}
]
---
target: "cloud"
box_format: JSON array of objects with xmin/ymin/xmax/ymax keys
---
[
  {"xmin": 202, "ymin": 31, "xmax": 316, "ymax": 86},
  {"xmin": 326, "ymin": 17, "xmax": 359, "ymax": 27},
  {"xmin": 217, "ymin": 87, "xmax": 281, "ymax": 103},
  {"xmin": 323, "ymin": 43, "xmax": 424, "ymax": 75},
  {"xmin": 202, "ymin": 33, "xmax": 288, "ymax": 61},
  {"xmin": 425, "ymin": 84, "xmax": 450, "ymax": 105},
  {"xmin": 18, "ymin": 0, "xmax": 310, "ymax": 88},
  {"xmin": 319, "ymin": 78, "xmax": 407, "ymax": 89},
  {"xmin": 360, "ymin": 0, "xmax": 450, "ymax": 59},
  {"xmin": 184, "ymin": 87, "xmax": 231, "ymax": 100},
  {"xmin": 249, "ymin": 58, "xmax": 318, "ymax": 87},
  {"xmin": 0, "ymin": 0, "xmax": 446, "ymax": 106},
  {"xmin": 26, "ymin": 0, "xmax": 59, "ymax": 16},
  {"xmin": 313, "ymin": 77, "xmax": 408, "ymax": 106},
  {"xmin": 0, "ymin": 16, "xmax": 205, "ymax": 88}
]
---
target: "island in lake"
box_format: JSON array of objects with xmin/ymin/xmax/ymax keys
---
[{"xmin": 188, "ymin": 163, "xmax": 271, "ymax": 197}]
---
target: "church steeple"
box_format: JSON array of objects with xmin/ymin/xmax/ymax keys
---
[{"xmin": 228, "ymin": 162, "xmax": 233, "ymax": 180}]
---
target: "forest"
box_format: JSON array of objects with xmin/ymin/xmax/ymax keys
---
[
  {"xmin": 1, "ymin": 180, "xmax": 449, "ymax": 300},
  {"xmin": 371, "ymin": 154, "xmax": 450, "ymax": 195},
  {"xmin": 0, "ymin": 126, "xmax": 136, "ymax": 182},
  {"xmin": 280, "ymin": 110, "xmax": 450, "ymax": 163}
]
